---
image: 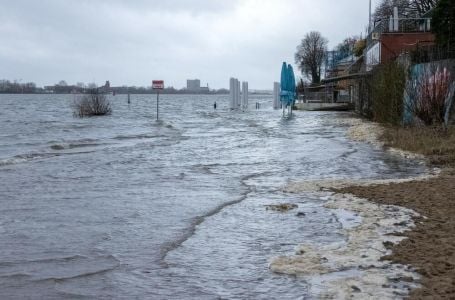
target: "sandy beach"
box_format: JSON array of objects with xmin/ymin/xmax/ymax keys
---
[
  {"xmin": 339, "ymin": 117, "xmax": 455, "ymax": 298},
  {"xmin": 269, "ymin": 116, "xmax": 454, "ymax": 298},
  {"xmin": 337, "ymin": 169, "xmax": 455, "ymax": 299}
]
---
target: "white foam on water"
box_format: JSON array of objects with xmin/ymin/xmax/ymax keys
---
[
  {"xmin": 271, "ymin": 116, "xmax": 431, "ymax": 298},
  {"xmin": 331, "ymin": 208, "xmax": 362, "ymax": 230},
  {"xmin": 282, "ymin": 169, "xmax": 440, "ymax": 195},
  {"xmin": 0, "ymin": 157, "xmax": 29, "ymax": 167},
  {"xmin": 270, "ymin": 186, "xmax": 423, "ymax": 299},
  {"xmin": 344, "ymin": 117, "xmax": 427, "ymax": 161},
  {"xmin": 346, "ymin": 118, "xmax": 384, "ymax": 148}
]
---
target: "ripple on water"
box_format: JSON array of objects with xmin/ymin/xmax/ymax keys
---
[
  {"xmin": 0, "ymin": 253, "xmax": 120, "ymax": 282},
  {"xmin": 0, "ymin": 95, "xmax": 428, "ymax": 298}
]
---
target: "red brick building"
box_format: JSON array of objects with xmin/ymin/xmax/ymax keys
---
[
  {"xmin": 365, "ymin": 17, "xmax": 435, "ymax": 70},
  {"xmin": 379, "ymin": 32, "xmax": 435, "ymax": 63}
]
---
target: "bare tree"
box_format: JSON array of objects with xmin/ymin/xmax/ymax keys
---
[
  {"xmin": 432, "ymin": 0, "xmax": 454, "ymax": 49},
  {"xmin": 374, "ymin": 0, "xmax": 414, "ymax": 21},
  {"xmin": 336, "ymin": 36, "xmax": 359, "ymax": 53},
  {"xmin": 374, "ymin": 0, "xmax": 439, "ymax": 21},
  {"xmin": 295, "ymin": 31, "xmax": 328, "ymax": 85},
  {"xmin": 410, "ymin": 0, "xmax": 439, "ymax": 15}
]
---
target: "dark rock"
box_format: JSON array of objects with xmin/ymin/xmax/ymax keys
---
[
  {"xmin": 394, "ymin": 221, "xmax": 408, "ymax": 226},
  {"xmin": 351, "ymin": 285, "xmax": 361, "ymax": 292},
  {"xmin": 383, "ymin": 241, "xmax": 394, "ymax": 249},
  {"xmin": 265, "ymin": 203, "xmax": 298, "ymax": 212}
]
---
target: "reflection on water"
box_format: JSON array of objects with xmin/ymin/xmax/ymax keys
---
[{"xmin": 0, "ymin": 94, "xmax": 425, "ymax": 299}]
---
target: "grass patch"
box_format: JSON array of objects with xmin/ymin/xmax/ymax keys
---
[{"xmin": 381, "ymin": 126, "xmax": 455, "ymax": 166}]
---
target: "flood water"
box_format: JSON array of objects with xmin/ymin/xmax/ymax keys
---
[{"xmin": 0, "ymin": 94, "xmax": 425, "ymax": 299}]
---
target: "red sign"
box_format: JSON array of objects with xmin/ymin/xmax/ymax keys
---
[{"xmin": 152, "ymin": 80, "xmax": 164, "ymax": 90}]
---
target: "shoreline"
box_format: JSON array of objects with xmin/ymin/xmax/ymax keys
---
[
  {"xmin": 337, "ymin": 116, "xmax": 455, "ymax": 298},
  {"xmin": 269, "ymin": 115, "xmax": 453, "ymax": 298},
  {"xmin": 337, "ymin": 169, "xmax": 455, "ymax": 298},
  {"xmin": 270, "ymin": 183, "xmax": 422, "ymax": 298}
]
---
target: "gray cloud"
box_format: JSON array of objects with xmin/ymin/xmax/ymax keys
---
[{"xmin": 1, "ymin": 0, "xmax": 373, "ymax": 89}]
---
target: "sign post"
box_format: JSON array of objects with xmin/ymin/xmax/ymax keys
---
[{"xmin": 152, "ymin": 80, "xmax": 164, "ymax": 120}]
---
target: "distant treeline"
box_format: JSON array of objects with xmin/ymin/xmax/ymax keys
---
[
  {"xmin": 0, "ymin": 80, "xmax": 42, "ymax": 94},
  {"xmin": 0, "ymin": 80, "xmax": 230, "ymax": 95}
]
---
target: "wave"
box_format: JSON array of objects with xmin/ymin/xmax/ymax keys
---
[
  {"xmin": 36, "ymin": 266, "xmax": 117, "ymax": 282},
  {"xmin": 0, "ymin": 147, "xmax": 98, "ymax": 168},
  {"xmin": 0, "ymin": 255, "xmax": 89, "ymax": 267},
  {"xmin": 113, "ymin": 133, "xmax": 165, "ymax": 141},
  {"xmin": 50, "ymin": 142, "xmax": 104, "ymax": 151},
  {"xmin": 0, "ymin": 254, "xmax": 120, "ymax": 282},
  {"xmin": 0, "ymin": 153, "xmax": 52, "ymax": 167},
  {"xmin": 0, "ymin": 272, "xmax": 33, "ymax": 280},
  {"xmin": 159, "ymin": 171, "xmax": 272, "ymax": 267},
  {"xmin": 0, "ymin": 157, "xmax": 30, "ymax": 167}
]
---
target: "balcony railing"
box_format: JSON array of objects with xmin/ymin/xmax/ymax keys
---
[{"xmin": 367, "ymin": 18, "xmax": 432, "ymax": 46}]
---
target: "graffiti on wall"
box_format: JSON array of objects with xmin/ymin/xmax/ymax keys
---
[{"xmin": 404, "ymin": 61, "xmax": 455, "ymax": 126}]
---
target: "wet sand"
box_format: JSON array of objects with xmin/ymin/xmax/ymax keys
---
[
  {"xmin": 270, "ymin": 116, "xmax": 455, "ymax": 298},
  {"xmin": 337, "ymin": 169, "xmax": 455, "ymax": 299},
  {"xmin": 333, "ymin": 117, "xmax": 455, "ymax": 298},
  {"xmin": 334, "ymin": 116, "xmax": 455, "ymax": 299}
]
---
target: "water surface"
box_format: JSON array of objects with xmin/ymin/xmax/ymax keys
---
[{"xmin": 0, "ymin": 94, "xmax": 425, "ymax": 299}]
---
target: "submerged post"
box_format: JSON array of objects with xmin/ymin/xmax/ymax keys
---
[
  {"xmin": 152, "ymin": 80, "xmax": 164, "ymax": 120},
  {"xmin": 242, "ymin": 81, "xmax": 248, "ymax": 110},
  {"xmin": 229, "ymin": 78, "xmax": 235, "ymax": 110},
  {"xmin": 230, "ymin": 77, "xmax": 250, "ymax": 111},
  {"xmin": 236, "ymin": 80, "xmax": 241, "ymax": 109},
  {"xmin": 273, "ymin": 82, "xmax": 280, "ymax": 109},
  {"xmin": 156, "ymin": 91, "xmax": 159, "ymax": 120}
]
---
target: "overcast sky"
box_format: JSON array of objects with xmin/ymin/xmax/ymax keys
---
[{"xmin": 0, "ymin": 0, "xmax": 380, "ymax": 89}]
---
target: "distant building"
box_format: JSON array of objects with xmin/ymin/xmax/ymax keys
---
[
  {"xmin": 187, "ymin": 79, "xmax": 201, "ymax": 91},
  {"xmin": 186, "ymin": 79, "xmax": 210, "ymax": 93},
  {"xmin": 99, "ymin": 80, "xmax": 111, "ymax": 93}
]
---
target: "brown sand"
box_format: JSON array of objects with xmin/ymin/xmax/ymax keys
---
[{"xmin": 337, "ymin": 169, "xmax": 455, "ymax": 299}]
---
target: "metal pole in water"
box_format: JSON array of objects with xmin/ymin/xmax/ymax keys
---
[{"xmin": 156, "ymin": 91, "xmax": 159, "ymax": 120}]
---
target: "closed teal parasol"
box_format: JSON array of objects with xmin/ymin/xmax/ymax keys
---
[{"xmin": 280, "ymin": 62, "xmax": 296, "ymax": 110}]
